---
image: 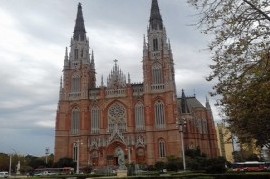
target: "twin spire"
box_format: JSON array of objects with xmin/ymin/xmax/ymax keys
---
[
  {"xmin": 73, "ymin": 0, "xmax": 162, "ymax": 41},
  {"xmin": 73, "ymin": 2, "xmax": 86, "ymax": 41}
]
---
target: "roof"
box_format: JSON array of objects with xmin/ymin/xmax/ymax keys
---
[{"xmin": 178, "ymin": 96, "xmax": 206, "ymax": 113}]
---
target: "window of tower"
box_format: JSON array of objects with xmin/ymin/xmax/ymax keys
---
[
  {"xmin": 71, "ymin": 107, "xmax": 80, "ymax": 135},
  {"xmin": 152, "ymin": 63, "xmax": 163, "ymax": 84},
  {"xmin": 158, "ymin": 139, "xmax": 166, "ymax": 158},
  {"xmin": 80, "ymin": 49, "xmax": 83, "ymax": 58},
  {"xmin": 135, "ymin": 102, "xmax": 145, "ymax": 131},
  {"xmin": 91, "ymin": 106, "xmax": 101, "ymax": 134},
  {"xmin": 75, "ymin": 49, "xmax": 79, "ymax": 59},
  {"xmin": 152, "ymin": 23, "xmax": 157, "ymax": 30},
  {"xmin": 153, "ymin": 38, "xmax": 158, "ymax": 51},
  {"xmin": 72, "ymin": 75, "xmax": 80, "ymax": 92},
  {"xmin": 155, "ymin": 100, "xmax": 165, "ymax": 129}
]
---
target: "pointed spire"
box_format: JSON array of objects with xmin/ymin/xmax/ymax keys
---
[
  {"xmin": 206, "ymin": 96, "xmax": 211, "ymax": 110},
  {"xmin": 59, "ymin": 76, "xmax": 63, "ymax": 100},
  {"xmin": 73, "ymin": 3, "xmax": 86, "ymax": 41},
  {"xmin": 181, "ymin": 89, "xmax": 190, "ymax": 113},
  {"xmin": 60, "ymin": 76, "xmax": 63, "ymax": 89},
  {"xmin": 149, "ymin": 0, "xmax": 163, "ymax": 30},
  {"xmin": 128, "ymin": 73, "xmax": 131, "ymax": 84},
  {"xmin": 64, "ymin": 47, "xmax": 69, "ymax": 68},
  {"xmin": 91, "ymin": 50, "xmax": 94, "ymax": 63},
  {"xmin": 65, "ymin": 47, "xmax": 68, "ymax": 60},
  {"xmin": 101, "ymin": 75, "xmax": 104, "ymax": 87},
  {"xmin": 143, "ymin": 34, "xmax": 147, "ymax": 49},
  {"xmin": 91, "ymin": 50, "xmax": 95, "ymax": 69},
  {"xmin": 168, "ymin": 39, "xmax": 171, "ymax": 51}
]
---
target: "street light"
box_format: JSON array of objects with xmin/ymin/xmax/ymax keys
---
[
  {"xmin": 9, "ymin": 148, "xmax": 17, "ymax": 176},
  {"xmin": 45, "ymin": 147, "xmax": 50, "ymax": 165},
  {"xmin": 9, "ymin": 154, "xmax": 12, "ymax": 176},
  {"xmin": 176, "ymin": 117, "xmax": 187, "ymax": 171},
  {"xmin": 74, "ymin": 140, "xmax": 83, "ymax": 174}
]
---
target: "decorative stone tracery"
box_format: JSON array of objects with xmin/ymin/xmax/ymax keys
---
[{"xmin": 108, "ymin": 102, "xmax": 127, "ymax": 132}]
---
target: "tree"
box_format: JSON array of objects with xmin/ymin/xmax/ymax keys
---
[
  {"xmin": 53, "ymin": 157, "xmax": 76, "ymax": 168},
  {"xmin": 185, "ymin": 148, "xmax": 207, "ymax": 170},
  {"xmin": 166, "ymin": 155, "xmax": 182, "ymax": 171},
  {"xmin": 0, "ymin": 153, "xmax": 9, "ymax": 171},
  {"xmin": 154, "ymin": 161, "xmax": 166, "ymax": 171},
  {"xmin": 206, "ymin": 157, "xmax": 227, "ymax": 174},
  {"xmin": 187, "ymin": 0, "xmax": 270, "ymax": 148}
]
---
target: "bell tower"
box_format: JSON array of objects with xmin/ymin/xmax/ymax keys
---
[
  {"xmin": 55, "ymin": 3, "xmax": 96, "ymax": 162},
  {"xmin": 143, "ymin": 0, "xmax": 176, "ymax": 94},
  {"xmin": 142, "ymin": 0, "xmax": 179, "ymax": 165},
  {"xmin": 62, "ymin": 3, "xmax": 96, "ymax": 100}
]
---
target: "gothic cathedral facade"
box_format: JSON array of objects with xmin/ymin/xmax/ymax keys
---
[{"xmin": 55, "ymin": 0, "xmax": 219, "ymax": 168}]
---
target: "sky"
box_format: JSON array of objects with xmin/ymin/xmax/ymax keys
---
[{"xmin": 0, "ymin": 0, "xmax": 221, "ymax": 157}]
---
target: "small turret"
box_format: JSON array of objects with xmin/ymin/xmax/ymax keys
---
[
  {"xmin": 206, "ymin": 96, "xmax": 211, "ymax": 110},
  {"xmin": 64, "ymin": 47, "xmax": 69, "ymax": 68},
  {"xmin": 90, "ymin": 50, "xmax": 95, "ymax": 69}
]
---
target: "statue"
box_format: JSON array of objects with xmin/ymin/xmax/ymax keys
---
[
  {"xmin": 116, "ymin": 148, "xmax": 126, "ymax": 170},
  {"xmin": 16, "ymin": 161, "xmax": 20, "ymax": 174}
]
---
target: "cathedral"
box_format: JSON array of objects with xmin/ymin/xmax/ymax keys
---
[{"xmin": 54, "ymin": 0, "xmax": 219, "ymax": 168}]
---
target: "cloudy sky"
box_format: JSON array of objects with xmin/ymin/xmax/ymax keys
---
[{"xmin": 0, "ymin": 0, "xmax": 221, "ymax": 157}]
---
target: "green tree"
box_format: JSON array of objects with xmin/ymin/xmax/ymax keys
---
[
  {"xmin": 154, "ymin": 161, "xmax": 166, "ymax": 171},
  {"xmin": 25, "ymin": 155, "xmax": 46, "ymax": 169},
  {"xmin": 166, "ymin": 156, "xmax": 182, "ymax": 171},
  {"xmin": 0, "ymin": 153, "xmax": 9, "ymax": 171},
  {"xmin": 185, "ymin": 148, "xmax": 207, "ymax": 170},
  {"xmin": 206, "ymin": 157, "xmax": 227, "ymax": 174},
  {"xmin": 187, "ymin": 0, "xmax": 270, "ymax": 148},
  {"xmin": 54, "ymin": 157, "xmax": 76, "ymax": 168}
]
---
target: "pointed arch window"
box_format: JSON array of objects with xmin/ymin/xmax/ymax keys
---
[
  {"xmin": 202, "ymin": 119, "xmax": 208, "ymax": 134},
  {"xmin": 153, "ymin": 38, "xmax": 158, "ymax": 51},
  {"xmin": 135, "ymin": 102, "xmax": 145, "ymax": 131},
  {"xmin": 80, "ymin": 49, "xmax": 84, "ymax": 58},
  {"xmin": 91, "ymin": 106, "xmax": 101, "ymax": 134},
  {"xmin": 72, "ymin": 74, "xmax": 80, "ymax": 92},
  {"xmin": 155, "ymin": 100, "xmax": 165, "ymax": 129},
  {"xmin": 71, "ymin": 107, "xmax": 80, "ymax": 134},
  {"xmin": 158, "ymin": 139, "xmax": 166, "ymax": 158},
  {"xmin": 74, "ymin": 49, "xmax": 79, "ymax": 59},
  {"xmin": 152, "ymin": 63, "xmax": 163, "ymax": 84}
]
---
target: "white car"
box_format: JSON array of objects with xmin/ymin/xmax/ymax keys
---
[{"xmin": 0, "ymin": 172, "xmax": 8, "ymax": 178}]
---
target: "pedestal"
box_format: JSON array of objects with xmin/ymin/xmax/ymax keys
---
[{"xmin": 117, "ymin": 169, "xmax": 127, "ymax": 177}]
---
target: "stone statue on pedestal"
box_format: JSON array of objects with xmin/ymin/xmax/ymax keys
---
[
  {"xmin": 16, "ymin": 161, "xmax": 20, "ymax": 174},
  {"xmin": 117, "ymin": 148, "xmax": 126, "ymax": 170}
]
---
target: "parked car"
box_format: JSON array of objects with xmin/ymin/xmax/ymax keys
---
[
  {"xmin": 34, "ymin": 171, "xmax": 56, "ymax": 176},
  {"xmin": 0, "ymin": 172, "xmax": 8, "ymax": 178}
]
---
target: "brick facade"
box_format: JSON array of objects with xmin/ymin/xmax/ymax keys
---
[{"xmin": 54, "ymin": 0, "xmax": 219, "ymax": 168}]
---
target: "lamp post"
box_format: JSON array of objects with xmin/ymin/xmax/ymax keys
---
[
  {"xmin": 9, "ymin": 154, "xmax": 12, "ymax": 176},
  {"xmin": 9, "ymin": 148, "xmax": 17, "ymax": 176},
  {"xmin": 74, "ymin": 140, "xmax": 82, "ymax": 174},
  {"xmin": 45, "ymin": 147, "xmax": 49, "ymax": 165},
  {"xmin": 176, "ymin": 118, "xmax": 187, "ymax": 171}
]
